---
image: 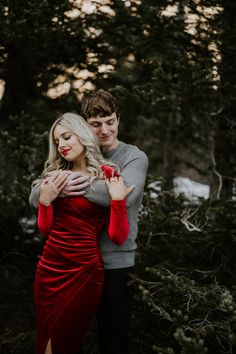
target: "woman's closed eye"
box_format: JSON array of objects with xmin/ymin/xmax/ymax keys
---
[
  {"xmin": 54, "ymin": 136, "xmax": 70, "ymax": 146},
  {"xmin": 64, "ymin": 134, "xmax": 71, "ymax": 140}
]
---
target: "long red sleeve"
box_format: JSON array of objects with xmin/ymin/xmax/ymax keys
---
[
  {"xmin": 38, "ymin": 202, "xmax": 53, "ymax": 237},
  {"xmin": 108, "ymin": 199, "xmax": 129, "ymax": 246},
  {"xmin": 38, "ymin": 199, "xmax": 129, "ymax": 245}
]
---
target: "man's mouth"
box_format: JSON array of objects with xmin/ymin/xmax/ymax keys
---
[{"xmin": 100, "ymin": 135, "xmax": 111, "ymax": 139}]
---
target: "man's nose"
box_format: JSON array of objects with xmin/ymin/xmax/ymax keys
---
[{"xmin": 100, "ymin": 124, "xmax": 109, "ymax": 134}]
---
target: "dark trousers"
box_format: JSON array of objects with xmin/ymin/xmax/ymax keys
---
[{"xmin": 97, "ymin": 266, "xmax": 134, "ymax": 354}]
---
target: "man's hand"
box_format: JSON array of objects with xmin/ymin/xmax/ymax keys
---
[{"xmin": 60, "ymin": 171, "xmax": 90, "ymax": 197}]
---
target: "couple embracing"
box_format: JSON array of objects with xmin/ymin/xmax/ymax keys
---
[{"xmin": 29, "ymin": 91, "xmax": 148, "ymax": 354}]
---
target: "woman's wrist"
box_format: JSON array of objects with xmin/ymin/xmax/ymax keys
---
[
  {"xmin": 39, "ymin": 197, "xmax": 51, "ymax": 207},
  {"xmin": 111, "ymin": 199, "xmax": 126, "ymax": 204}
]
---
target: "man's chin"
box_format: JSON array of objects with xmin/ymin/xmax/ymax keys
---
[
  {"xmin": 100, "ymin": 140, "xmax": 112, "ymax": 148},
  {"xmin": 100, "ymin": 142, "xmax": 113, "ymax": 151}
]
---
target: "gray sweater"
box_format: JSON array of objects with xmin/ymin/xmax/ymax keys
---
[{"xmin": 29, "ymin": 141, "xmax": 148, "ymax": 269}]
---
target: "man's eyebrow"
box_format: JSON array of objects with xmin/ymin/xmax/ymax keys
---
[
  {"xmin": 89, "ymin": 120, "xmax": 102, "ymax": 124},
  {"xmin": 90, "ymin": 117, "xmax": 115, "ymax": 122}
]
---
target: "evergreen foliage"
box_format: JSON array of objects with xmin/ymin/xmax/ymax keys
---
[
  {"xmin": 130, "ymin": 187, "xmax": 236, "ymax": 353},
  {"xmin": 0, "ymin": 112, "xmax": 47, "ymax": 254},
  {"xmin": 0, "ymin": 1, "xmax": 236, "ymax": 353},
  {"xmin": 0, "ymin": 0, "xmax": 235, "ymax": 192}
]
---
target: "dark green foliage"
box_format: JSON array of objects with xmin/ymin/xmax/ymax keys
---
[
  {"xmin": 130, "ymin": 188, "xmax": 236, "ymax": 353},
  {"xmin": 0, "ymin": 112, "xmax": 48, "ymax": 255},
  {"xmin": 84, "ymin": 0, "xmax": 235, "ymax": 192},
  {"xmin": 138, "ymin": 189, "xmax": 236, "ymax": 284},
  {"xmin": 1, "ymin": 186, "xmax": 236, "ymax": 353},
  {"xmin": 0, "ymin": 0, "xmax": 87, "ymax": 118},
  {"xmin": 213, "ymin": 0, "xmax": 236, "ymax": 197},
  {"xmin": 0, "ymin": 255, "xmax": 36, "ymax": 354},
  {"xmin": 0, "ymin": 1, "xmax": 236, "ymax": 353},
  {"xmin": 0, "ymin": 0, "xmax": 235, "ymax": 192},
  {"xmin": 86, "ymin": 0, "xmax": 220, "ymax": 181}
]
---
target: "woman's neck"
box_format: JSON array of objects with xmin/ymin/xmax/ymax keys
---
[{"xmin": 71, "ymin": 159, "xmax": 88, "ymax": 175}]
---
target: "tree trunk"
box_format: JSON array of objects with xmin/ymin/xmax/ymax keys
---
[{"xmin": 215, "ymin": 0, "xmax": 236, "ymax": 198}]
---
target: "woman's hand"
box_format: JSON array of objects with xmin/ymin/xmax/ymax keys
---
[
  {"xmin": 106, "ymin": 176, "xmax": 135, "ymax": 201},
  {"xmin": 44, "ymin": 170, "xmax": 90, "ymax": 198},
  {"xmin": 39, "ymin": 171, "xmax": 68, "ymax": 206}
]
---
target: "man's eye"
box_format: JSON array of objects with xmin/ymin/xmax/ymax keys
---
[{"xmin": 92, "ymin": 124, "xmax": 99, "ymax": 128}]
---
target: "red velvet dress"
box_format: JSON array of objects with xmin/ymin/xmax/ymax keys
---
[{"xmin": 34, "ymin": 196, "xmax": 129, "ymax": 354}]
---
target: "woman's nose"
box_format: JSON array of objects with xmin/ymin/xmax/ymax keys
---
[{"xmin": 58, "ymin": 140, "xmax": 66, "ymax": 148}]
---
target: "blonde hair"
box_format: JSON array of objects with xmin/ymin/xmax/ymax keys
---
[{"xmin": 34, "ymin": 112, "xmax": 117, "ymax": 186}]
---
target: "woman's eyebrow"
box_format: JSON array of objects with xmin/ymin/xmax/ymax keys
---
[{"xmin": 54, "ymin": 131, "xmax": 71, "ymax": 138}]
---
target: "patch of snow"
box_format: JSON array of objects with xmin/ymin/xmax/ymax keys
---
[
  {"xmin": 173, "ymin": 177, "xmax": 210, "ymax": 203},
  {"xmin": 147, "ymin": 181, "xmax": 162, "ymax": 199},
  {"xmin": 19, "ymin": 215, "xmax": 37, "ymax": 234}
]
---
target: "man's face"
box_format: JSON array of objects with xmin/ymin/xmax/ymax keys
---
[{"xmin": 87, "ymin": 113, "xmax": 119, "ymax": 152}]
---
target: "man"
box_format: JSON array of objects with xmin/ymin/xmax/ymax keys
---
[{"xmin": 29, "ymin": 90, "xmax": 148, "ymax": 354}]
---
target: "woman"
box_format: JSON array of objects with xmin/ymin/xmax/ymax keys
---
[{"xmin": 34, "ymin": 112, "xmax": 133, "ymax": 354}]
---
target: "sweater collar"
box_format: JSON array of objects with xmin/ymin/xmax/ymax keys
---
[{"xmin": 103, "ymin": 141, "xmax": 125, "ymax": 158}]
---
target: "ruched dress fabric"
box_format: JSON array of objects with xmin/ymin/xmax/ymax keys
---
[{"xmin": 34, "ymin": 196, "xmax": 129, "ymax": 354}]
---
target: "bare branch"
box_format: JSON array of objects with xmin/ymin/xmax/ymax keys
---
[{"xmin": 211, "ymin": 140, "xmax": 222, "ymax": 199}]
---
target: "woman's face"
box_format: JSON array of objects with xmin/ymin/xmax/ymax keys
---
[{"xmin": 53, "ymin": 124, "xmax": 85, "ymax": 162}]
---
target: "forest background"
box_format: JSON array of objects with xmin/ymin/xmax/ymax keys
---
[{"xmin": 0, "ymin": 1, "xmax": 236, "ymax": 353}]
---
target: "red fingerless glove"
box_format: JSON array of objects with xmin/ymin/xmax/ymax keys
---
[
  {"xmin": 101, "ymin": 164, "xmax": 119, "ymax": 179},
  {"xmin": 108, "ymin": 199, "xmax": 129, "ymax": 246},
  {"xmin": 38, "ymin": 202, "xmax": 53, "ymax": 237}
]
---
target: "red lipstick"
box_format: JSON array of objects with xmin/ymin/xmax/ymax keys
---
[{"xmin": 61, "ymin": 149, "xmax": 71, "ymax": 156}]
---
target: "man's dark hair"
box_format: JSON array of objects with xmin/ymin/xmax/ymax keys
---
[{"xmin": 81, "ymin": 90, "xmax": 120, "ymax": 120}]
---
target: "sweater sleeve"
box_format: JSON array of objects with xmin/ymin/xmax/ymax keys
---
[
  {"xmin": 38, "ymin": 202, "xmax": 53, "ymax": 237},
  {"xmin": 85, "ymin": 151, "xmax": 148, "ymax": 208},
  {"xmin": 29, "ymin": 182, "xmax": 40, "ymax": 209},
  {"xmin": 108, "ymin": 199, "xmax": 129, "ymax": 246}
]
